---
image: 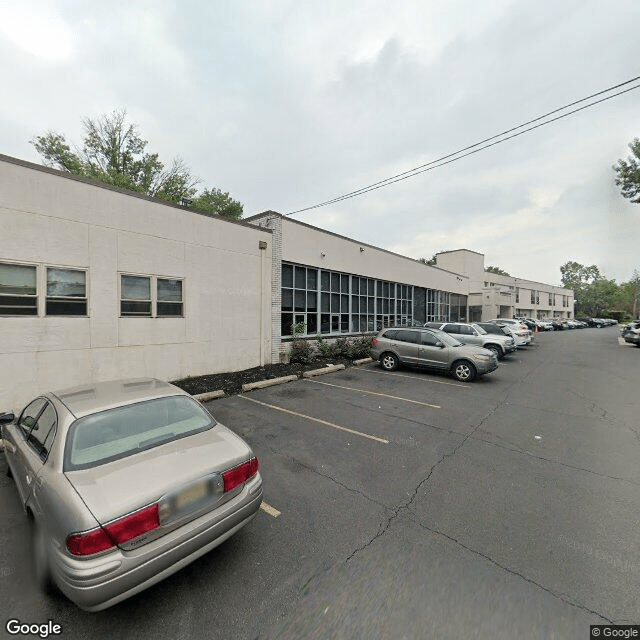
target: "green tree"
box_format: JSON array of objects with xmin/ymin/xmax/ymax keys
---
[
  {"xmin": 31, "ymin": 109, "xmax": 243, "ymax": 220},
  {"xmin": 560, "ymin": 261, "xmax": 602, "ymax": 290},
  {"xmin": 486, "ymin": 266, "xmax": 510, "ymax": 276},
  {"xmin": 613, "ymin": 137, "xmax": 640, "ymax": 203},
  {"xmin": 418, "ymin": 255, "xmax": 437, "ymax": 266},
  {"xmin": 560, "ymin": 261, "xmax": 620, "ymax": 316},
  {"xmin": 615, "ymin": 269, "xmax": 640, "ymax": 318}
]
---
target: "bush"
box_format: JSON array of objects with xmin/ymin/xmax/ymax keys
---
[
  {"xmin": 347, "ymin": 335, "xmax": 373, "ymax": 359},
  {"xmin": 330, "ymin": 337, "xmax": 350, "ymax": 358},
  {"xmin": 289, "ymin": 322, "xmax": 314, "ymax": 364},
  {"xmin": 314, "ymin": 335, "xmax": 332, "ymax": 358}
]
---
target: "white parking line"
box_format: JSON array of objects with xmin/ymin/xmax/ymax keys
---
[
  {"xmin": 358, "ymin": 367, "xmax": 470, "ymax": 388},
  {"xmin": 305, "ymin": 379, "xmax": 441, "ymax": 409},
  {"xmin": 260, "ymin": 501, "xmax": 281, "ymax": 518},
  {"xmin": 239, "ymin": 396, "xmax": 389, "ymax": 444}
]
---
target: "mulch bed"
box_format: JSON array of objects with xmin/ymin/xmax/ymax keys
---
[{"xmin": 172, "ymin": 357, "xmax": 357, "ymax": 397}]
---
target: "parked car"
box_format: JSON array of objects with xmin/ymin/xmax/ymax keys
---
[
  {"xmin": 536, "ymin": 320, "xmax": 554, "ymax": 331},
  {"xmin": 371, "ymin": 327, "xmax": 499, "ymax": 382},
  {"xmin": 622, "ymin": 321, "xmax": 640, "ymax": 346},
  {"xmin": 424, "ymin": 322, "xmax": 516, "ymax": 359},
  {"xmin": 1, "ymin": 378, "xmax": 263, "ymax": 611},
  {"xmin": 485, "ymin": 319, "xmax": 533, "ymax": 346}
]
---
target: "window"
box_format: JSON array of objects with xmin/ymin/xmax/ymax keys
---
[
  {"xmin": 157, "ymin": 279, "xmax": 183, "ymax": 317},
  {"xmin": 28, "ymin": 402, "xmax": 57, "ymax": 460},
  {"xmin": 395, "ymin": 330, "xmax": 420, "ymax": 344},
  {"xmin": 0, "ymin": 263, "xmax": 37, "ymax": 315},
  {"xmin": 421, "ymin": 332, "xmax": 440, "ymax": 346},
  {"xmin": 443, "ymin": 324, "xmax": 460, "ymax": 334},
  {"xmin": 515, "ymin": 288, "xmax": 520, "ymax": 303},
  {"xmin": 46, "ymin": 268, "xmax": 87, "ymax": 315},
  {"xmin": 121, "ymin": 275, "xmax": 152, "ymax": 316},
  {"xmin": 19, "ymin": 398, "xmax": 47, "ymax": 437},
  {"xmin": 281, "ymin": 264, "xmax": 320, "ymax": 336}
]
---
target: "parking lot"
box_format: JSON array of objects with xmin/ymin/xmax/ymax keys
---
[{"xmin": 2, "ymin": 326, "xmax": 639, "ymax": 639}]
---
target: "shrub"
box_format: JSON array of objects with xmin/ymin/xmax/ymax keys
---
[
  {"xmin": 330, "ymin": 337, "xmax": 350, "ymax": 358},
  {"xmin": 347, "ymin": 335, "xmax": 373, "ymax": 359},
  {"xmin": 289, "ymin": 322, "xmax": 314, "ymax": 364},
  {"xmin": 314, "ymin": 335, "xmax": 332, "ymax": 358}
]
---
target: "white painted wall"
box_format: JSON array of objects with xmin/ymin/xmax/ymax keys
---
[
  {"xmin": 282, "ymin": 219, "xmax": 468, "ymax": 294},
  {"xmin": 0, "ymin": 156, "xmax": 272, "ymax": 411}
]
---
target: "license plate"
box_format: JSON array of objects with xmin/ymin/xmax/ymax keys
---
[{"xmin": 176, "ymin": 482, "xmax": 208, "ymax": 509}]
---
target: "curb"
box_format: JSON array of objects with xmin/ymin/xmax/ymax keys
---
[
  {"xmin": 242, "ymin": 375, "xmax": 299, "ymax": 392},
  {"xmin": 193, "ymin": 390, "xmax": 226, "ymax": 402},
  {"xmin": 353, "ymin": 357, "xmax": 373, "ymax": 365},
  {"xmin": 302, "ymin": 364, "xmax": 346, "ymax": 378}
]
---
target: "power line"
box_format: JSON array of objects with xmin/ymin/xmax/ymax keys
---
[{"xmin": 286, "ymin": 75, "xmax": 640, "ymax": 216}]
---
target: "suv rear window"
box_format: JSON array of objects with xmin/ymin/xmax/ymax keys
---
[
  {"xmin": 64, "ymin": 396, "xmax": 215, "ymax": 471},
  {"xmin": 382, "ymin": 330, "xmax": 398, "ymax": 340}
]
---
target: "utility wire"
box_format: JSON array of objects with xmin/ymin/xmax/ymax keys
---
[{"xmin": 286, "ymin": 75, "xmax": 640, "ymax": 216}]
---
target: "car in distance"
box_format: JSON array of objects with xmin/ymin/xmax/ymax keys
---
[
  {"xmin": 424, "ymin": 322, "xmax": 516, "ymax": 359},
  {"xmin": 1, "ymin": 378, "xmax": 263, "ymax": 612},
  {"xmin": 622, "ymin": 321, "xmax": 640, "ymax": 346},
  {"xmin": 371, "ymin": 327, "xmax": 499, "ymax": 382},
  {"xmin": 486, "ymin": 318, "xmax": 533, "ymax": 344}
]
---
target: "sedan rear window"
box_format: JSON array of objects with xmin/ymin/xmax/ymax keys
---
[{"xmin": 64, "ymin": 396, "xmax": 215, "ymax": 471}]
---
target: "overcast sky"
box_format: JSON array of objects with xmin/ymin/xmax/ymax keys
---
[{"xmin": 1, "ymin": 0, "xmax": 638, "ymax": 285}]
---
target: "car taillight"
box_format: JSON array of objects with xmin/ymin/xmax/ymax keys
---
[
  {"xmin": 223, "ymin": 457, "xmax": 259, "ymax": 493},
  {"xmin": 372, "ymin": 338, "xmax": 379, "ymax": 345},
  {"xmin": 66, "ymin": 504, "xmax": 160, "ymax": 557}
]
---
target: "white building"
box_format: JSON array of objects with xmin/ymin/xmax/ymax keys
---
[
  {"xmin": 434, "ymin": 249, "xmax": 574, "ymax": 321},
  {"xmin": 0, "ymin": 153, "xmax": 573, "ymax": 409}
]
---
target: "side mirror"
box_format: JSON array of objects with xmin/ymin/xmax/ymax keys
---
[{"xmin": 0, "ymin": 412, "xmax": 16, "ymax": 424}]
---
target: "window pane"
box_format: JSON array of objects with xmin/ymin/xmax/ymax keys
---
[
  {"xmin": 295, "ymin": 290, "xmax": 305, "ymax": 311},
  {"xmin": 341, "ymin": 275, "xmax": 349, "ymax": 292},
  {"xmin": 352, "ymin": 278, "xmax": 359, "ymax": 295},
  {"xmin": 282, "ymin": 264, "xmax": 293, "ymax": 288},
  {"xmin": 121, "ymin": 275, "xmax": 150, "ymax": 300},
  {"xmin": 332, "ymin": 316, "xmax": 339, "ymax": 332},
  {"xmin": 320, "ymin": 314, "xmax": 330, "ymax": 334},
  {"xmin": 367, "ymin": 298, "xmax": 374, "ymax": 314},
  {"xmin": 321, "ymin": 292, "xmax": 330, "ymax": 312},
  {"xmin": 341, "ymin": 295, "xmax": 348, "ymax": 312},
  {"xmin": 281, "ymin": 313, "xmax": 293, "ymax": 336},
  {"xmin": 282, "ymin": 288, "xmax": 293, "ymax": 311},
  {"xmin": 331, "ymin": 293, "xmax": 340, "ymax": 312},
  {"xmin": 0, "ymin": 295, "xmax": 37, "ymax": 315},
  {"xmin": 157, "ymin": 278, "xmax": 182, "ymax": 302},
  {"xmin": 30, "ymin": 402, "xmax": 56, "ymax": 453},
  {"xmin": 47, "ymin": 268, "xmax": 86, "ymax": 297},
  {"xmin": 321, "ymin": 271, "xmax": 330, "ymax": 292},
  {"xmin": 295, "ymin": 266, "xmax": 306, "ymax": 289},
  {"xmin": 307, "ymin": 291, "xmax": 317, "ymax": 311},
  {"xmin": 341, "ymin": 315, "xmax": 349, "ymax": 332},
  {"xmin": 307, "ymin": 314, "xmax": 317, "ymax": 334},
  {"xmin": 367, "ymin": 280, "xmax": 374, "ymax": 296},
  {"xmin": 121, "ymin": 300, "xmax": 152, "ymax": 316},
  {"xmin": 0, "ymin": 264, "xmax": 36, "ymax": 295},
  {"xmin": 351, "ymin": 295, "xmax": 359, "ymax": 313},
  {"xmin": 307, "ymin": 269, "xmax": 317, "ymax": 290},
  {"xmin": 46, "ymin": 299, "xmax": 87, "ymax": 316},
  {"xmin": 157, "ymin": 302, "xmax": 183, "ymax": 317},
  {"xmin": 331, "ymin": 273, "xmax": 340, "ymax": 292}
]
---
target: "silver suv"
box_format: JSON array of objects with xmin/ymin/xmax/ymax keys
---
[
  {"xmin": 424, "ymin": 322, "xmax": 516, "ymax": 359},
  {"xmin": 371, "ymin": 327, "xmax": 499, "ymax": 382}
]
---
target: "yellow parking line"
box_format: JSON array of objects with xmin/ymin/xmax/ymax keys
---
[
  {"xmin": 305, "ymin": 379, "xmax": 441, "ymax": 409},
  {"xmin": 359, "ymin": 367, "xmax": 470, "ymax": 388},
  {"xmin": 260, "ymin": 501, "xmax": 281, "ymax": 518},
  {"xmin": 239, "ymin": 396, "xmax": 389, "ymax": 444}
]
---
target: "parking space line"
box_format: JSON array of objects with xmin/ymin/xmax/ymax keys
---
[
  {"xmin": 358, "ymin": 367, "xmax": 470, "ymax": 388},
  {"xmin": 239, "ymin": 396, "xmax": 389, "ymax": 444},
  {"xmin": 305, "ymin": 379, "xmax": 441, "ymax": 409},
  {"xmin": 260, "ymin": 501, "xmax": 281, "ymax": 518}
]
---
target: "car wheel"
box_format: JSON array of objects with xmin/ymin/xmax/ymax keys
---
[
  {"xmin": 380, "ymin": 352, "xmax": 399, "ymax": 371},
  {"xmin": 486, "ymin": 345, "xmax": 502, "ymax": 360},
  {"xmin": 452, "ymin": 360, "xmax": 476, "ymax": 382},
  {"xmin": 30, "ymin": 519, "xmax": 54, "ymax": 594}
]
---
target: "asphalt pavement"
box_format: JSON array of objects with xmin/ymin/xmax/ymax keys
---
[{"xmin": 1, "ymin": 326, "xmax": 638, "ymax": 639}]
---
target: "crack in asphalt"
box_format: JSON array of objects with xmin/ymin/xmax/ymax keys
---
[
  {"xmin": 343, "ymin": 383, "xmax": 518, "ymax": 563},
  {"xmin": 406, "ymin": 515, "xmax": 615, "ymax": 624},
  {"xmin": 471, "ymin": 431, "xmax": 640, "ymax": 486}
]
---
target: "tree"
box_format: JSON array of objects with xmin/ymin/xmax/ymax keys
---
[
  {"xmin": 613, "ymin": 137, "xmax": 640, "ymax": 203},
  {"xmin": 486, "ymin": 266, "xmax": 510, "ymax": 276},
  {"xmin": 418, "ymin": 255, "xmax": 437, "ymax": 266},
  {"xmin": 31, "ymin": 109, "xmax": 243, "ymax": 220},
  {"xmin": 615, "ymin": 269, "xmax": 640, "ymax": 318},
  {"xmin": 560, "ymin": 261, "xmax": 601, "ymax": 290},
  {"xmin": 559, "ymin": 261, "xmax": 618, "ymax": 316}
]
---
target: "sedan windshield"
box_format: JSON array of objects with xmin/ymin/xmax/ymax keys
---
[{"xmin": 64, "ymin": 396, "xmax": 215, "ymax": 470}]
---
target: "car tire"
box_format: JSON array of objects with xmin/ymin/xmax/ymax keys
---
[
  {"xmin": 452, "ymin": 360, "xmax": 476, "ymax": 382},
  {"xmin": 30, "ymin": 518, "xmax": 54, "ymax": 594},
  {"xmin": 380, "ymin": 352, "xmax": 399, "ymax": 371},
  {"xmin": 485, "ymin": 344, "xmax": 502, "ymax": 360}
]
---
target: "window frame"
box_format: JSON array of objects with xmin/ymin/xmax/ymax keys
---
[
  {"xmin": 119, "ymin": 273, "xmax": 185, "ymax": 318},
  {"xmin": 45, "ymin": 265, "xmax": 88, "ymax": 317},
  {"xmin": 0, "ymin": 260, "xmax": 38, "ymax": 316}
]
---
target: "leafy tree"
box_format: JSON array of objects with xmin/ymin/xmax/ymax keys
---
[
  {"xmin": 560, "ymin": 261, "xmax": 618, "ymax": 316},
  {"xmin": 31, "ymin": 109, "xmax": 243, "ymax": 220},
  {"xmin": 418, "ymin": 255, "xmax": 437, "ymax": 266},
  {"xmin": 560, "ymin": 261, "xmax": 602, "ymax": 290},
  {"xmin": 486, "ymin": 266, "xmax": 510, "ymax": 276},
  {"xmin": 613, "ymin": 138, "xmax": 640, "ymax": 203},
  {"xmin": 615, "ymin": 269, "xmax": 640, "ymax": 318}
]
